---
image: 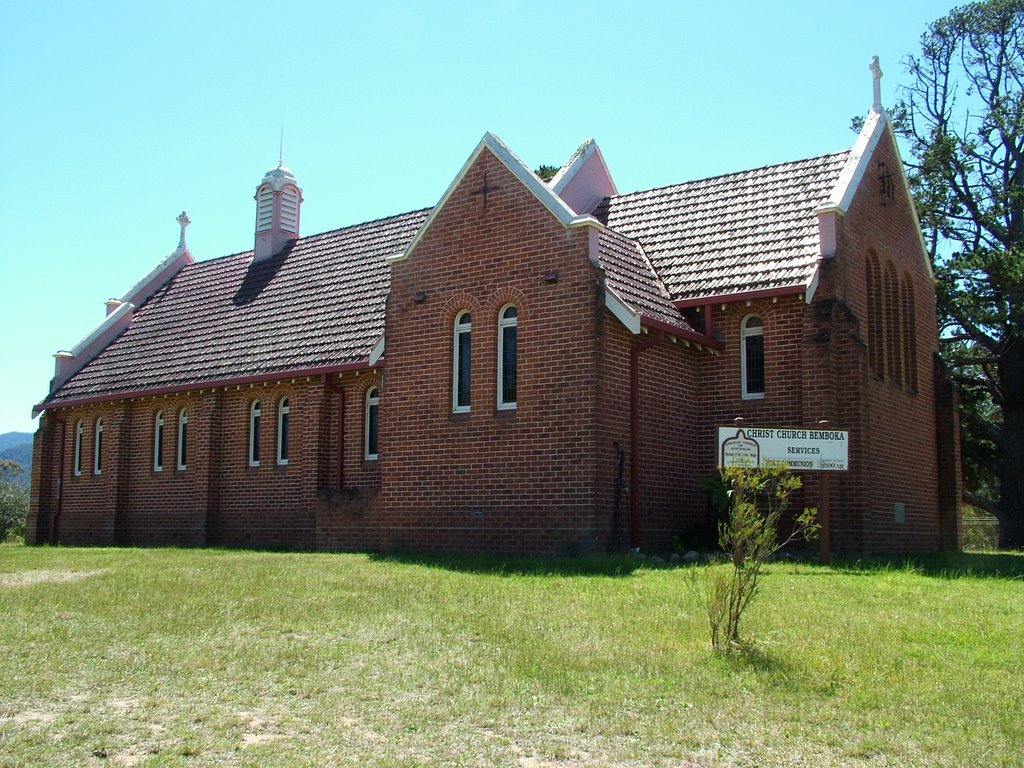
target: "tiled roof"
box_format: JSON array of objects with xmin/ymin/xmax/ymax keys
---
[
  {"xmin": 596, "ymin": 151, "xmax": 850, "ymax": 302},
  {"xmin": 46, "ymin": 209, "xmax": 430, "ymax": 404},
  {"xmin": 596, "ymin": 229, "xmax": 698, "ymax": 334},
  {"xmin": 45, "ymin": 149, "xmax": 850, "ymax": 406}
]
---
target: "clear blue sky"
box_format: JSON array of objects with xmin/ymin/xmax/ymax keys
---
[{"xmin": 1, "ymin": 0, "xmax": 949, "ymax": 435}]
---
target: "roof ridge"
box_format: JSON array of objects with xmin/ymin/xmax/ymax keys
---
[
  {"xmin": 182, "ymin": 206, "xmax": 435, "ymax": 267},
  {"xmin": 609, "ymin": 149, "xmax": 851, "ymax": 202}
]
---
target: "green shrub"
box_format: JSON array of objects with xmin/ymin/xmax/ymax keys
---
[{"xmin": 693, "ymin": 463, "xmax": 819, "ymax": 651}]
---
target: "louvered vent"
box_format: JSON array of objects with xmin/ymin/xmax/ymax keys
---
[
  {"xmin": 280, "ymin": 186, "xmax": 299, "ymax": 233},
  {"xmin": 256, "ymin": 184, "xmax": 274, "ymax": 232}
]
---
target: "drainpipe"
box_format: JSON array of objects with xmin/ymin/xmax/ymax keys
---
[
  {"xmin": 629, "ymin": 332, "xmax": 663, "ymax": 549},
  {"xmin": 51, "ymin": 418, "xmax": 67, "ymax": 545}
]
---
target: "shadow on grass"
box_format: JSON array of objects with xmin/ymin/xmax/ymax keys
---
[
  {"xmin": 828, "ymin": 550, "xmax": 1024, "ymax": 580},
  {"xmin": 366, "ymin": 550, "xmax": 643, "ymax": 577}
]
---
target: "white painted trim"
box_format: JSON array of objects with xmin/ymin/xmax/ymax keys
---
[
  {"xmin": 740, "ymin": 315, "xmax": 765, "ymax": 400},
  {"xmin": 73, "ymin": 420, "xmax": 83, "ymax": 477},
  {"xmin": 824, "ymin": 109, "xmax": 887, "ymax": 215},
  {"xmin": 550, "ymin": 139, "xmax": 620, "ymax": 197},
  {"xmin": 177, "ymin": 408, "xmax": 188, "ymax": 470},
  {"xmin": 496, "ymin": 304, "xmax": 517, "ymax": 410},
  {"xmin": 364, "ymin": 386, "xmax": 380, "ymax": 460},
  {"xmin": 805, "ymin": 267, "xmax": 820, "ymax": 304},
  {"xmin": 452, "ymin": 311, "xmax": 472, "ymax": 413},
  {"xmin": 368, "ymin": 335, "xmax": 385, "ymax": 366},
  {"xmin": 249, "ymin": 400, "xmax": 261, "ymax": 467},
  {"xmin": 153, "ymin": 411, "xmax": 164, "ymax": 472},
  {"xmin": 68, "ymin": 301, "xmax": 135, "ymax": 358},
  {"xmin": 120, "ymin": 246, "xmax": 194, "ymax": 306},
  {"xmin": 276, "ymin": 398, "xmax": 289, "ymax": 466},
  {"xmin": 818, "ymin": 109, "xmax": 934, "ymax": 280},
  {"xmin": 93, "ymin": 417, "xmax": 103, "ymax": 475},
  {"xmin": 604, "ymin": 287, "xmax": 641, "ymax": 335},
  {"xmin": 389, "ymin": 132, "xmax": 603, "ymax": 265}
]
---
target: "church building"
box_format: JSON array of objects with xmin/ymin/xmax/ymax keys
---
[{"xmin": 28, "ymin": 61, "xmax": 963, "ymax": 555}]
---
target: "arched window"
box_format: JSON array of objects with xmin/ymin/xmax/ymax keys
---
[
  {"xmin": 177, "ymin": 408, "xmax": 188, "ymax": 470},
  {"xmin": 73, "ymin": 420, "xmax": 84, "ymax": 477},
  {"xmin": 866, "ymin": 250, "xmax": 884, "ymax": 379},
  {"xmin": 249, "ymin": 401, "xmax": 261, "ymax": 467},
  {"xmin": 453, "ymin": 311, "xmax": 472, "ymax": 413},
  {"xmin": 93, "ymin": 417, "xmax": 103, "ymax": 475},
  {"xmin": 153, "ymin": 411, "xmax": 164, "ymax": 472},
  {"xmin": 277, "ymin": 398, "xmax": 290, "ymax": 465},
  {"xmin": 741, "ymin": 315, "xmax": 765, "ymax": 399},
  {"xmin": 901, "ymin": 274, "xmax": 918, "ymax": 392},
  {"xmin": 884, "ymin": 262, "xmax": 903, "ymax": 388},
  {"xmin": 497, "ymin": 305, "xmax": 517, "ymax": 409},
  {"xmin": 365, "ymin": 387, "xmax": 380, "ymax": 460}
]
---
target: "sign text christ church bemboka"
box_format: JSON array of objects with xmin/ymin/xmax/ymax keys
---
[{"xmin": 718, "ymin": 427, "xmax": 850, "ymax": 471}]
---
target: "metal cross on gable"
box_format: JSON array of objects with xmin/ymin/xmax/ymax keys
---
[{"xmin": 471, "ymin": 172, "xmax": 501, "ymax": 209}]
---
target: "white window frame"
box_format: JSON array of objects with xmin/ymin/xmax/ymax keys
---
[
  {"xmin": 74, "ymin": 420, "xmax": 84, "ymax": 477},
  {"xmin": 249, "ymin": 401, "xmax": 261, "ymax": 467},
  {"xmin": 740, "ymin": 315, "xmax": 765, "ymax": 400},
  {"xmin": 277, "ymin": 398, "xmax": 290, "ymax": 466},
  {"xmin": 177, "ymin": 408, "xmax": 188, "ymax": 470},
  {"xmin": 365, "ymin": 386, "xmax": 380, "ymax": 460},
  {"xmin": 153, "ymin": 411, "xmax": 164, "ymax": 471},
  {"xmin": 92, "ymin": 417, "xmax": 103, "ymax": 475},
  {"xmin": 452, "ymin": 310, "xmax": 472, "ymax": 413},
  {"xmin": 497, "ymin": 304, "xmax": 518, "ymax": 410}
]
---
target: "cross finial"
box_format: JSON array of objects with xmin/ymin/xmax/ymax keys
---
[
  {"xmin": 176, "ymin": 210, "xmax": 191, "ymax": 249},
  {"xmin": 870, "ymin": 56, "xmax": 883, "ymax": 112}
]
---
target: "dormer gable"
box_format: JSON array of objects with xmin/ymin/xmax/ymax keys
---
[
  {"xmin": 389, "ymin": 132, "xmax": 602, "ymax": 265},
  {"xmin": 548, "ymin": 139, "xmax": 617, "ymax": 215}
]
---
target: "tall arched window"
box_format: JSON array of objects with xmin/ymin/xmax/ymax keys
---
[
  {"xmin": 497, "ymin": 305, "xmax": 517, "ymax": 409},
  {"xmin": 453, "ymin": 311, "xmax": 472, "ymax": 413},
  {"xmin": 93, "ymin": 417, "xmax": 103, "ymax": 475},
  {"xmin": 73, "ymin": 420, "xmax": 84, "ymax": 477},
  {"xmin": 741, "ymin": 315, "xmax": 765, "ymax": 399},
  {"xmin": 153, "ymin": 411, "xmax": 164, "ymax": 472},
  {"xmin": 866, "ymin": 250, "xmax": 884, "ymax": 379},
  {"xmin": 177, "ymin": 408, "xmax": 188, "ymax": 470},
  {"xmin": 277, "ymin": 398, "xmax": 290, "ymax": 465},
  {"xmin": 901, "ymin": 274, "xmax": 918, "ymax": 392},
  {"xmin": 249, "ymin": 401, "xmax": 261, "ymax": 467},
  {"xmin": 884, "ymin": 262, "xmax": 903, "ymax": 388},
  {"xmin": 365, "ymin": 387, "xmax": 380, "ymax": 460}
]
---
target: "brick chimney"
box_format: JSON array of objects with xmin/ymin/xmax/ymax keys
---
[{"xmin": 254, "ymin": 162, "xmax": 303, "ymax": 261}]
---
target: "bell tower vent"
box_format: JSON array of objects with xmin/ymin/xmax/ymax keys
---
[{"xmin": 253, "ymin": 161, "xmax": 303, "ymax": 261}]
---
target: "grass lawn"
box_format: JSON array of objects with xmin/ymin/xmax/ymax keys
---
[{"xmin": 0, "ymin": 544, "xmax": 1021, "ymax": 767}]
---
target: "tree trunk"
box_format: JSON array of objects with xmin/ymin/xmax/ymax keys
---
[{"xmin": 998, "ymin": 339, "xmax": 1024, "ymax": 550}]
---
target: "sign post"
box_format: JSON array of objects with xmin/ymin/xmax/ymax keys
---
[{"xmin": 717, "ymin": 425, "xmax": 849, "ymax": 563}]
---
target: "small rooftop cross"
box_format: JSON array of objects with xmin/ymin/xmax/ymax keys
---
[
  {"xmin": 472, "ymin": 172, "xmax": 501, "ymax": 210},
  {"xmin": 870, "ymin": 56, "xmax": 883, "ymax": 112},
  {"xmin": 177, "ymin": 211, "xmax": 191, "ymax": 249}
]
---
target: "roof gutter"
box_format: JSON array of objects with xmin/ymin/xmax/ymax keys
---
[
  {"xmin": 34, "ymin": 359, "xmax": 375, "ymax": 417},
  {"xmin": 672, "ymin": 284, "xmax": 808, "ymax": 310}
]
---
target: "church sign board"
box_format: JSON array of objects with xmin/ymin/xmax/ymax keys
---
[{"xmin": 718, "ymin": 427, "xmax": 849, "ymax": 471}]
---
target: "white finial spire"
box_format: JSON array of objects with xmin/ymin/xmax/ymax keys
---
[
  {"xmin": 176, "ymin": 211, "xmax": 191, "ymax": 249},
  {"xmin": 870, "ymin": 56, "xmax": 883, "ymax": 112},
  {"xmin": 278, "ymin": 125, "xmax": 284, "ymax": 168}
]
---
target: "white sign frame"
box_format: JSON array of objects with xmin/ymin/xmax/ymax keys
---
[{"xmin": 718, "ymin": 426, "xmax": 849, "ymax": 471}]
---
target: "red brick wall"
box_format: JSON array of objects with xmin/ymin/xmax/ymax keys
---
[
  {"xmin": 833, "ymin": 128, "xmax": 945, "ymax": 552},
  {"xmin": 369, "ymin": 148, "xmax": 607, "ymax": 555}
]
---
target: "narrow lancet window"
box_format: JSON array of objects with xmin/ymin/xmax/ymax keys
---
[
  {"xmin": 365, "ymin": 387, "xmax": 379, "ymax": 460},
  {"xmin": 453, "ymin": 311, "xmax": 472, "ymax": 412},
  {"xmin": 498, "ymin": 305, "xmax": 517, "ymax": 409},
  {"xmin": 741, "ymin": 315, "xmax": 765, "ymax": 399},
  {"xmin": 277, "ymin": 398, "xmax": 290, "ymax": 465},
  {"xmin": 250, "ymin": 401, "xmax": 261, "ymax": 467}
]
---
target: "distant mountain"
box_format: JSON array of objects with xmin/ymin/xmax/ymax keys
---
[
  {"xmin": 0, "ymin": 432, "xmax": 32, "ymax": 452},
  {"xmin": 0, "ymin": 432, "xmax": 33, "ymax": 488}
]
